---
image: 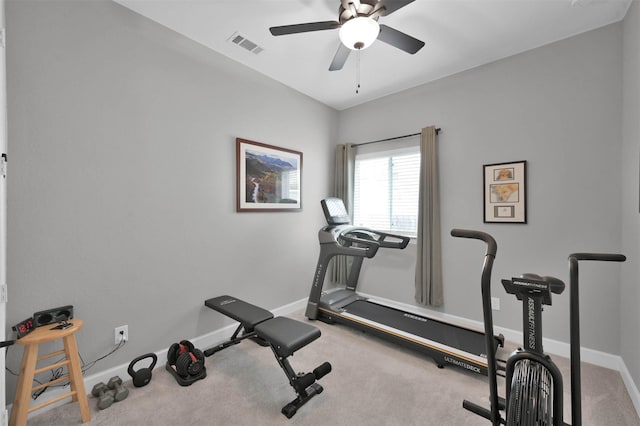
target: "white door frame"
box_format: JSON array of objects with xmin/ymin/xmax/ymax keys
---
[{"xmin": 1, "ymin": 0, "xmax": 9, "ymax": 423}]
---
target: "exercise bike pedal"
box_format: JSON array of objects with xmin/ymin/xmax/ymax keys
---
[
  {"xmin": 462, "ymin": 400, "xmax": 495, "ymax": 422},
  {"xmin": 498, "ymin": 396, "xmax": 506, "ymax": 410}
]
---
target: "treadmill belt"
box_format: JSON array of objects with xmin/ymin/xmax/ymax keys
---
[{"xmin": 343, "ymin": 300, "xmax": 487, "ymax": 355}]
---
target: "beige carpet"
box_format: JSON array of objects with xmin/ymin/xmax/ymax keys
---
[{"xmin": 28, "ymin": 311, "xmax": 640, "ymax": 425}]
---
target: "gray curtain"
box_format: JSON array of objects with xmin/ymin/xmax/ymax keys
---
[
  {"xmin": 415, "ymin": 126, "xmax": 443, "ymax": 306},
  {"xmin": 330, "ymin": 144, "xmax": 355, "ymax": 284}
]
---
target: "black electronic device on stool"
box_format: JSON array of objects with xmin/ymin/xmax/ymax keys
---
[
  {"xmin": 12, "ymin": 317, "xmax": 34, "ymax": 339},
  {"xmin": 12, "ymin": 305, "xmax": 74, "ymax": 339},
  {"xmin": 33, "ymin": 305, "xmax": 74, "ymax": 327}
]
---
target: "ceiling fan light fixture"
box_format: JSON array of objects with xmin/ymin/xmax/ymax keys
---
[{"xmin": 339, "ymin": 17, "xmax": 380, "ymax": 50}]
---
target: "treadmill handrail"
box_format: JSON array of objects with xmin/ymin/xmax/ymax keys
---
[
  {"xmin": 374, "ymin": 231, "xmax": 410, "ymax": 249},
  {"xmin": 339, "ymin": 234, "xmax": 380, "ymax": 258},
  {"xmin": 342, "ymin": 227, "xmax": 410, "ymax": 249}
]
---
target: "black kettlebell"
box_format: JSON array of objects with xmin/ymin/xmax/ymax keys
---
[{"xmin": 128, "ymin": 353, "xmax": 157, "ymax": 387}]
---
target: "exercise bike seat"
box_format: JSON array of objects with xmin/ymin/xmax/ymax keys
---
[
  {"xmin": 255, "ymin": 317, "xmax": 321, "ymax": 358},
  {"xmin": 546, "ymin": 276, "xmax": 565, "ymax": 294},
  {"xmin": 520, "ymin": 273, "xmax": 566, "ymax": 294},
  {"xmin": 205, "ymin": 296, "xmax": 274, "ymax": 329}
]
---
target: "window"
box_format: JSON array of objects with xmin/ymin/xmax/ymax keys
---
[{"xmin": 353, "ymin": 138, "xmax": 420, "ymax": 237}]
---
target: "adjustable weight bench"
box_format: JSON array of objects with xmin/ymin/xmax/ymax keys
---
[{"xmin": 203, "ymin": 295, "xmax": 332, "ymax": 418}]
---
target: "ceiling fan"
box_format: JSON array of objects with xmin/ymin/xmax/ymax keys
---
[{"xmin": 269, "ymin": 0, "xmax": 425, "ymax": 71}]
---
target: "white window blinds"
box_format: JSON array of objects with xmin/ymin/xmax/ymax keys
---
[{"xmin": 353, "ymin": 137, "xmax": 420, "ymax": 237}]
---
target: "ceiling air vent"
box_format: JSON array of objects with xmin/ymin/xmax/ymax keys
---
[{"xmin": 228, "ymin": 32, "xmax": 264, "ymax": 55}]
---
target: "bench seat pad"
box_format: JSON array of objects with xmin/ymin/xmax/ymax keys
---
[
  {"xmin": 205, "ymin": 296, "xmax": 273, "ymax": 328},
  {"xmin": 254, "ymin": 317, "xmax": 320, "ymax": 358}
]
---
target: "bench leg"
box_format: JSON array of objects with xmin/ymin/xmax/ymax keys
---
[{"xmin": 269, "ymin": 347, "xmax": 331, "ymax": 418}]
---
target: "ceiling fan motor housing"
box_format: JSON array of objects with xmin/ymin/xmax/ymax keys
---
[{"xmin": 338, "ymin": 0, "xmax": 381, "ymax": 24}]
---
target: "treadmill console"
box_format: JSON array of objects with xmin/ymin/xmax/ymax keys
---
[{"xmin": 321, "ymin": 198, "xmax": 351, "ymax": 225}]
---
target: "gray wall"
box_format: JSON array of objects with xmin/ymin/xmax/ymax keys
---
[
  {"xmin": 5, "ymin": 0, "xmax": 639, "ymax": 407},
  {"xmin": 621, "ymin": 0, "xmax": 640, "ymax": 388},
  {"xmin": 337, "ymin": 23, "xmax": 625, "ymax": 354},
  {"xmin": 5, "ymin": 0, "xmax": 336, "ymax": 402}
]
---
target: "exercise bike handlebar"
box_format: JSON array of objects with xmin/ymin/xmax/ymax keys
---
[
  {"xmin": 450, "ymin": 229, "xmax": 497, "ymax": 257},
  {"xmin": 569, "ymin": 253, "xmax": 626, "ymax": 262},
  {"xmin": 451, "ymin": 228, "xmax": 501, "ymax": 425}
]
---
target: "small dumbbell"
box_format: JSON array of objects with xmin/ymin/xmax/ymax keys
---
[
  {"xmin": 91, "ymin": 382, "xmax": 114, "ymax": 410},
  {"xmin": 107, "ymin": 376, "xmax": 129, "ymax": 402}
]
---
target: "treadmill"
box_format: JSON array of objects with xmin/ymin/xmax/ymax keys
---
[{"xmin": 306, "ymin": 197, "xmax": 503, "ymax": 375}]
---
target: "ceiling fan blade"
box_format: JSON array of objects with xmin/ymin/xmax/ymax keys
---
[
  {"xmin": 378, "ymin": 0, "xmax": 416, "ymax": 16},
  {"xmin": 269, "ymin": 21, "xmax": 341, "ymax": 36},
  {"xmin": 377, "ymin": 24, "xmax": 425, "ymax": 54},
  {"xmin": 329, "ymin": 43, "xmax": 351, "ymax": 71}
]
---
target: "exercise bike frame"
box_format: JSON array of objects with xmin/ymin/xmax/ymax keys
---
[
  {"xmin": 451, "ymin": 229, "xmax": 626, "ymax": 426},
  {"xmin": 501, "ymin": 274, "xmax": 565, "ymax": 425}
]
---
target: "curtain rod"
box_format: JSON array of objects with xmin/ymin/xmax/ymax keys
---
[{"xmin": 352, "ymin": 128, "xmax": 441, "ymax": 147}]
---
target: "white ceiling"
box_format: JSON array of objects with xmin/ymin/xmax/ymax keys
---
[{"xmin": 114, "ymin": 0, "xmax": 631, "ymax": 111}]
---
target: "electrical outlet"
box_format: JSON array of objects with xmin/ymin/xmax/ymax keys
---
[
  {"xmin": 115, "ymin": 325, "xmax": 128, "ymax": 344},
  {"xmin": 491, "ymin": 297, "xmax": 500, "ymax": 311}
]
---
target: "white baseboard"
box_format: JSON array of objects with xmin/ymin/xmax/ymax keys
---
[
  {"xmin": 11, "ymin": 296, "xmax": 639, "ymax": 420},
  {"xmin": 619, "ymin": 357, "xmax": 640, "ymax": 416}
]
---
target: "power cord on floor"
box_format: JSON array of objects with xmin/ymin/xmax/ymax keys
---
[{"xmin": 5, "ymin": 338, "xmax": 127, "ymax": 400}]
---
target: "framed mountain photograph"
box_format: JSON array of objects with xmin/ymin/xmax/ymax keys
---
[{"xmin": 236, "ymin": 138, "xmax": 302, "ymax": 212}]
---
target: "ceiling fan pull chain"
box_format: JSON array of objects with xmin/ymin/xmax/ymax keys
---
[{"xmin": 356, "ymin": 49, "xmax": 361, "ymax": 94}]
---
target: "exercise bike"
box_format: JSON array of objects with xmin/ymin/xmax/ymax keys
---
[{"xmin": 451, "ymin": 228, "xmax": 625, "ymax": 425}]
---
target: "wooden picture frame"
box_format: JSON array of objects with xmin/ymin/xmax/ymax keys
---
[
  {"xmin": 483, "ymin": 160, "xmax": 527, "ymax": 223},
  {"xmin": 236, "ymin": 138, "xmax": 302, "ymax": 212}
]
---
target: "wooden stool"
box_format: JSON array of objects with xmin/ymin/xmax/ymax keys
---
[{"xmin": 9, "ymin": 319, "xmax": 90, "ymax": 425}]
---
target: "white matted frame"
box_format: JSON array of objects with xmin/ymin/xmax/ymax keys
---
[
  {"xmin": 236, "ymin": 138, "xmax": 302, "ymax": 212},
  {"xmin": 483, "ymin": 160, "xmax": 527, "ymax": 223}
]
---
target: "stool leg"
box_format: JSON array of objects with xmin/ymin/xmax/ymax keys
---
[
  {"xmin": 63, "ymin": 335, "xmax": 91, "ymax": 423},
  {"xmin": 9, "ymin": 344, "xmax": 39, "ymax": 426}
]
